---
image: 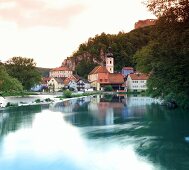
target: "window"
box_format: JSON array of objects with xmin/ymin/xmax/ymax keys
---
[
  {"xmin": 110, "ymin": 61, "xmax": 112, "ymax": 64},
  {"xmin": 100, "ymin": 79, "xmax": 102, "ymax": 82}
]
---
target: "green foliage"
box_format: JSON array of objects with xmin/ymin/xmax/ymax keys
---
[
  {"xmin": 135, "ymin": 0, "xmax": 189, "ymax": 108},
  {"xmin": 72, "ymin": 27, "xmax": 154, "ymax": 75},
  {"xmin": 6, "ymin": 102, "xmax": 18, "ymax": 107},
  {"xmin": 35, "ymin": 99, "xmax": 41, "ymax": 103},
  {"xmin": 5, "ymin": 56, "xmax": 41, "ymax": 90},
  {"xmin": 0, "ymin": 65, "xmax": 23, "ymax": 93},
  {"xmin": 63, "ymin": 90, "xmax": 72, "ymax": 98},
  {"xmin": 75, "ymin": 60, "xmax": 98, "ymax": 79},
  {"xmin": 36, "ymin": 67, "xmax": 50, "ymax": 77},
  {"xmin": 104, "ymin": 85, "xmax": 113, "ymax": 91},
  {"xmin": 44, "ymin": 98, "xmax": 53, "ymax": 102},
  {"xmin": 146, "ymin": 0, "xmax": 189, "ymax": 24}
]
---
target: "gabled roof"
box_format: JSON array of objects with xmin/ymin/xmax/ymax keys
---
[
  {"xmin": 109, "ymin": 73, "xmax": 124, "ymax": 84},
  {"xmin": 69, "ymin": 74, "xmax": 80, "ymax": 81},
  {"xmin": 42, "ymin": 77, "xmax": 51, "ymax": 83},
  {"xmin": 54, "ymin": 77, "xmax": 66, "ymax": 84},
  {"xmin": 63, "ymin": 77, "xmax": 71, "ymax": 85},
  {"xmin": 77, "ymin": 78, "xmax": 89, "ymax": 84},
  {"xmin": 129, "ymin": 73, "xmax": 149, "ymax": 80},
  {"xmin": 51, "ymin": 66, "xmax": 71, "ymax": 71},
  {"xmin": 122, "ymin": 67, "xmax": 134, "ymax": 70},
  {"xmin": 89, "ymin": 66, "xmax": 109, "ymax": 75}
]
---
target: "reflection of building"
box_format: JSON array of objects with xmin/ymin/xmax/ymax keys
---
[
  {"xmin": 88, "ymin": 98, "xmax": 125, "ymax": 125},
  {"xmin": 125, "ymin": 96, "xmax": 157, "ymax": 107}
]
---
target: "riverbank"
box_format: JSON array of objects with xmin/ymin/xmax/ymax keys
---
[{"xmin": 0, "ymin": 91, "xmax": 100, "ymax": 111}]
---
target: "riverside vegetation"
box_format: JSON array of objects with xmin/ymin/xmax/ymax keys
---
[{"xmin": 1, "ymin": 0, "xmax": 188, "ymax": 108}]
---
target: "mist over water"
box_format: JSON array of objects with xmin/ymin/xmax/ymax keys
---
[{"xmin": 0, "ymin": 95, "xmax": 189, "ymax": 170}]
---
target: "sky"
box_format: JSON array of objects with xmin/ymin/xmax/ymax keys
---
[{"xmin": 0, "ymin": 0, "xmax": 156, "ymax": 68}]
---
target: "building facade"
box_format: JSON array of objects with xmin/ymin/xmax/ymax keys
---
[
  {"xmin": 126, "ymin": 74, "xmax": 148, "ymax": 92},
  {"xmin": 122, "ymin": 67, "xmax": 134, "ymax": 77},
  {"xmin": 134, "ymin": 19, "xmax": 156, "ymax": 29},
  {"xmin": 49, "ymin": 66, "xmax": 73, "ymax": 78}
]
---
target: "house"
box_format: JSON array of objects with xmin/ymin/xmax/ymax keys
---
[
  {"xmin": 47, "ymin": 77, "xmax": 66, "ymax": 92},
  {"xmin": 88, "ymin": 66, "xmax": 124, "ymax": 91},
  {"xmin": 122, "ymin": 67, "xmax": 134, "ymax": 77},
  {"xmin": 77, "ymin": 79, "xmax": 91, "ymax": 91},
  {"xmin": 49, "ymin": 66, "xmax": 73, "ymax": 78},
  {"xmin": 63, "ymin": 77, "xmax": 78, "ymax": 91},
  {"xmin": 126, "ymin": 73, "xmax": 149, "ymax": 92},
  {"xmin": 88, "ymin": 47, "xmax": 124, "ymax": 91}
]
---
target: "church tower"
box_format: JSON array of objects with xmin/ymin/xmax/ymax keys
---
[{"xmin": 106, "ymin": 47, "xmax": 114, "ymax": 73}]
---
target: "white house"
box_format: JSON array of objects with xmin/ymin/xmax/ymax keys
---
[
  {"xmin": 77, "ymin": 79, "xmax": 91, "ymax": 91},
  {"xmin": 126, "ymin": 73, "xmax": 149, "ymax": 92},
  {"xmin": 49, "ymin": 66, "xmax": 73, "ymax": 78},
  {"xmin": 47, "ymin": 77, "xmax": 66, "ymax": 92}
]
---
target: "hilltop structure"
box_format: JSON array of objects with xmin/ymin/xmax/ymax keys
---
[{"xmin": 135, "ymin": 19, "xmax": 156, "ymax": 29}]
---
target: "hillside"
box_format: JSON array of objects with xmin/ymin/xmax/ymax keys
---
[
  {"xmin": 62, "ymin": 26, "xmax": 156, "ymax": 78},
  {"xmin": 36, "ymin": 67, "xmax": 50, "ymax": 77}
]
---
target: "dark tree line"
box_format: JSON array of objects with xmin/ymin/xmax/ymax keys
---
[
  {"xmin": 135, "ymin": 0, "xmax": 189, "ymax": 108},
  {"xmin": 72, "ymin": 27, "xmax": 155, "ymax": 76},
  {"xmin": 0, "ymin": 57, "xmax": 41, "ymax": 94}
]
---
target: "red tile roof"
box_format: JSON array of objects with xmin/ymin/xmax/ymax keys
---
[
  {"xmin": 109, "ymin": 73, "xmax": 124, "ymax": 84},
  {"xmin": 129, "ymin": 74, "xmax": 149, "ymax": 80},
  {"xmin": 89, "ymin": 66, "xmax": 109, "ymax": 75},
  {"xmin": 51, "ymin": 66, "xmax": 71, "ymax": 71},
  {"xmin": 122, "ymin": 67, "xmax": 134, "ymax": 70},
  {"xmin": 63, "ymin": 77, "xmax": 71, "ymax": 85}
]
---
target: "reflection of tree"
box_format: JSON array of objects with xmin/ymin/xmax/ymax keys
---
[
  {"xmin": 83, "ymin": 104, "xmax": 189, "ymax": 170},
  {"xmin": 0, "ymin": 105, "xmax": 42, "ymax": 137}
]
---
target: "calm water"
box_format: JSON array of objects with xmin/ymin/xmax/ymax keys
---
[{"xmin": 1, "ymin": 95, "xmax": 189, "ymax": 170}]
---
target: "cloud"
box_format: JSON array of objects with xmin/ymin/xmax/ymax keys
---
[{"xmin": 0, "ymin": 0, "xmax": 86, "ymax": 28}]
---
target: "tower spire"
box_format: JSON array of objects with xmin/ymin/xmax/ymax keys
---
[{"xmin": 106, "ymin": 47, "xmax": 114, "ymax": 73}]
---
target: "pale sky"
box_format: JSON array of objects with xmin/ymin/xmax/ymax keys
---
[{"xmin": 0, "ymin": 0, "xmax": 155, "ymax": 68}]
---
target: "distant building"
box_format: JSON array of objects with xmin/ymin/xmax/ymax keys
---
[
  {"xmin": 126, "ymin": 73, "xmax": 149, "ymax": 92},
  {"xmin": 47, "ymin": 77, "xmax": 66, "ymax": 92},
  {"xmin": 122, "ymin": 67, "xmax": 134, "ymax": 77},
  {"xmin": 88, "ymin": 48, "xmax": 124, "ymax": 91},
  {"xmin": 49, "ymin": 66, "xmax": 73, "ymax": 78},
  {"xmin": 134, "ymin": 19, "xmax": 156, "ymax": 29},
  {"xmin": 77, "ymin": 79, "xmax": 91, "ymax": 91},
  {"xmin": 106, "ymin": 47, "xmax": 114, "ymax": 73}
]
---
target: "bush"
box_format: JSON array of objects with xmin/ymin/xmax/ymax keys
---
[
  {"xmin": 63, "ymin": 90, "xmax": 72, "ymax": 98},
  {"xmin": 104, "ymin": 85, "xmax": 113, "ymax": 91},
  {"xmin": 35, "ymin": 99, "xmax": 41, "ymax": 103}
]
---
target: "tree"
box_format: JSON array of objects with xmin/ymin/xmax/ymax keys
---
[
  {"xmin": 104, "ymin": 85, "xmax": 113, "ymax": 92},
  {"xmin": 63, "ymin": 89, "xmax": 72, "ymax": 98},
  {"xmin": 135, "ymin": 0, "xmax": 189, "ymax": 108},
  {"xmin": 5, "ymin": 57, "xmax": 41, "ymax": 90},
  {"xmin": 75, "ymin": 60, "xmax": 98, "ymax": 79},
  {"xmin": 0, "ymin": 65, "xmax": 23, "ymax": 93},
  {"xmin": 145, "ymin": 0, "xmax": 189, "ymax": 24}
]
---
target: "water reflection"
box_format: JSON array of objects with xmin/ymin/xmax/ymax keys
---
[{"xmin": 0, "ymin": 95, "xmax": 189, "ymax": 170}]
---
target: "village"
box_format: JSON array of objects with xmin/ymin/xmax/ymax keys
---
[{"xmin": 38, "ymin": 48, "xmax": 148, "ymax": 94}]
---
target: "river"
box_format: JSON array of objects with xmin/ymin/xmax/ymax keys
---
[{"xmin": 0, "ymin": 94, "xmax": 189, "ymax": 170}]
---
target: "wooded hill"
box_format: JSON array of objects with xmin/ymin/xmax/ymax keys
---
[{"xmin": 63, "ymin": 26, "xmax": 156, "ymax": 78}]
